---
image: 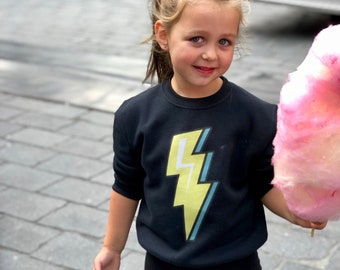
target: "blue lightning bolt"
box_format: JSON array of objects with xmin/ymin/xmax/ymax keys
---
[{"xmin": 167, "ymin": 128, "xmax": 218, "ymax": 241}]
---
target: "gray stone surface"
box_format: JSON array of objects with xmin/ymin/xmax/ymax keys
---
[
  {"xmin": 326, "ymin": 245, "xmax": 340, "ymax": 270},
  {"xmin": 0, "ymin": 142, "xmax": 56, "ymax": 166},
  {"xmin": 32, "ymin": 232, "xmax": 99, "ymax": 270},
  {"xmin": 0, "ymin": 106, "xmax": 22, "ymax": 120},
  {"xmin": 92, "ymin": 169, "xmax": 115, "ymax": 186},
  {"xmin": 80, "ymin": 110, "xmax": 115, "ymax": 126},
  {"xmin": 0, "ymin": 121, "xmax": 22, "ymax": 137},
  {"xmin": 0, "ymin": 188, "xmax": 66, "ymax": 221},
  {"xmin": 7, "ymin": 127, "xmax": 69, "ymax": 147},
  {"xmin": 5, "ymin": 96, "xmax": 59, "ymax": 112},
  {"xmin": 52, "ymin": 137, "xmax": 111, "ymax": 158},
  {"xmin": 59, "ymin": 120, "xmax": 112, "ymax": 140},
  {"xmin": 0, "ymin": 249, "xmax": 65, "ymax": 270},
  {"xmin": 10, "ymin": 112, "xmax": 74, "ymax": 131},
  {"xmin": 41, "ymin": 177, "xmax": 111, "ymax": 206},
  {"xmin": 0, "ymin": 1, "xmax": 339, "ymax": 270},
  {"xmin": 39, "ymin": 203, "xmax": 108, "ymax": 237},
  {"xmin": 121, "ymin": 252, "xmax": 146, "ymax": 270},
  {"xmin": 0, "ymin": 216, "xmax": 60, "ymax": 253},
  {"xmin": 263, "ymin": 223, "xmax": 336, "ymax": 260},
  {"xmin": 0, "ymin": 163, "xmax": 61, "ymax": 191},
  {"xmin": 38, "ymin": 153, "xmax": 110, "ymax": 179}
]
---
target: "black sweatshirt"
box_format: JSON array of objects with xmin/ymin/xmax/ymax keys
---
[{"xmin": 113, "ymin": 77, "xmax": 277, "ymax": 268}]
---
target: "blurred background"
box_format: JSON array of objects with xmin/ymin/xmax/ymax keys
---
[{"xmin": 0, "ymin": 0, "xmax": 339, "ymax": 110}]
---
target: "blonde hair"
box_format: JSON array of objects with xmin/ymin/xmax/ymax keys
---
[{"xmin": 143, "ymin": 0, "xmax": 250, "ymax": 84}]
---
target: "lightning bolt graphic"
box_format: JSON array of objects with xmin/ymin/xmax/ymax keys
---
[{"xmin": 167, "ymin": 128, "xmax": 218, "ymax": 241}]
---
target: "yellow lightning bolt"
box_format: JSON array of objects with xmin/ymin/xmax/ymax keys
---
[{"xmin": 167, "ymin": 129, "xmax": 218, "ymax": 240}]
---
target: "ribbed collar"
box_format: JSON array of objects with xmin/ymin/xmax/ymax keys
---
[{"xmin": 162, "ymin": 77, "xmax": 231, "ymax": 109}]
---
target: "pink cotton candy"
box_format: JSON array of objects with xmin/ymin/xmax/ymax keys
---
[{"xmin": 272, "ymin": 24, "xmax": 340, "ymax": 222}]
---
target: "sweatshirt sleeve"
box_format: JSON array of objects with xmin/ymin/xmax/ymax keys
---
[
  {"xmin": 250, "ymin": 104, "xmax": 277, "ymax": 199},
  {"xmin": 112, "ymin": 104, "xmax": 144, "ymax": 201}
]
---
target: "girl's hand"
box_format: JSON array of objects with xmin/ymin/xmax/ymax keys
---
[
  {"xmin": 262, "ymin": 187, "xmax": 328, "ymax": 231},
  {"xmin": 290, "ymin": 214, "xmax": 328, "ymax": 230},
  {"xmin": 93, "ymin": 246, "xmax": 121, "ymax": 270}
]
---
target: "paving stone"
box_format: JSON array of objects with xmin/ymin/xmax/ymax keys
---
[
  {"xmin": 41, "ymin": 177, "xmax": 111, "ymax": 206},
  {"xmin": 6, "ymin": 127, "xmax": 69, "ymax": 147},
  {"xmin": 0, "ymin": 163, "xmax": 61, "ymax": 191},
  {"xmin": 0, "ymin": 142, "xmax": 56, "ymax": 166},
  {"xmin": 0, "ymin": 184, "xmax": 7, "ymax": 192},
  {"xmin": 0, "ymin": 216, "xmax": 60, "ymax": 253},
  {"xmin": 0, "ymin": 188, "xmax": 65, "ymax": 221},
  {"xmin": 33, "ymin": 232, "xmax": 100, "ymax": 270},
  {"xmin": 10, "ymin": 112, "xmax": 73, "ymax": 131},
  {"xmin": 0, "ymin": 54, "xmax": 145, "ymax": 112},
  {"xmin": 100, "ymin": 152, "xmax": 113, "ymax": 164},
  {"xmin": 0, "ymin": 249, "xmax": 66, "ymax": 270},
  {"xmin": 80, "ymin": 110, "xmax": 114, "ymax": 126},
  {"xmin": 53, "ymin": 137, "xmax": 111, "ymax": 158},
  {"xmin": 102, "ymin": 134, "xmax": 113, "ymax": 145},
  {"xmin": 323, "ymin": 220, "xmax": 340, "ymax": 239},
  {"xmin": 38, "ymin": 153, "xmax": 109, "ymax": 179},
  {"xmin": 0, "ymin": 92, "xmax": 13, "ymax": 102},
  {"xmin": 39, "ymin": 103, "xmax": 88, "ymax": 119},
  {"xmin": 39, "ymin": 203, "xmax": 108, "ymax": 237},
  {"xmin": 91, "ymin": 169, "xmax": 114, "ymax": 186},
  {"xmin": 0, "ymin": 138, "xmax": 6, "ymax": 148},
  {"xmin": 5, "ymin": 96, "xmax": 56, "ymax": 112},
  {"xmin": 326, "ymin": 245, "xmax": 340, "ymax": 270},
  {"xmin": 121, "ymin": 251, "xmax": 145, "ymax": 270},
  {"xmin": 0, "ymin": 106, "xmax": 22, "ymax": 120},
  {"xmin": 281, "ymin": 262, "xmax": 320, "ymax": 270},
  {"xmin": 99, "ymin": 148, "xmax": 113, "ymax": 162},
  {"xmin": 97, "ymin": 198, "xmax": 110, "ymax": 211},
  {"xmin": 60, "ymin": 120, "xmax": 111, "ymax": 140},
  {"xmin": 0, "ymin": 0, "xmax": 150, "ymax": 59},
  {"xmin": 262, "ymin": 223, "xmax": 336, "ymax": 260},
  {"xmin": 0, "ymin": 121, "xmax": 22, "ymax": 137},
  {"xmin": 258, "ymin": 251, "xmax": 281, "ymax": 270}
]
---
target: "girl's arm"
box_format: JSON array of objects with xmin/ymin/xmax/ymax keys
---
[
  {"xmin": 93, "ymin": 190, "xmax": 139, "ymax": 270},
  {"xmin": 262, "ymin": 187, "xmax": 327, "ymax": 230}
]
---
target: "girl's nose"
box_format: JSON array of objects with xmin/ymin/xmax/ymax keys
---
[{"xmin": 202, "ymin": 46, "xmax": 217, "ymax": 60}]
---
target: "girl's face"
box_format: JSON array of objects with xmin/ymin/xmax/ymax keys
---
[{"xmin": 156, "ymin": 1, "xmax": 240, "ymax": 98}]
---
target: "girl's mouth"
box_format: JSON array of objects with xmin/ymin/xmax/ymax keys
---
[{"xmin": 193, "ymin": 65, "xmax": 215, "ymax": 74}]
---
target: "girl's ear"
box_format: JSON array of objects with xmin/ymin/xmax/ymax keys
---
[{"xmin": 154, "ymin": 20, "xmax": 169, "ymax": 51}]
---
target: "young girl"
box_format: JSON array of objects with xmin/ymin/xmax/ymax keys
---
[{"xmin": 93, "ymin": 0, "xmax": 326, "ymax": 269}]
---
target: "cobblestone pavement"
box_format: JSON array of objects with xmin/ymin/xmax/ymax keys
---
[{"xmin": 0, "ymin": 1, "xmax": 340, "ymax": 269}]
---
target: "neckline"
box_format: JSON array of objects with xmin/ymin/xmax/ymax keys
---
[{"xmin": 162, "ymin": 77, "xmax": 231, "ymax": 109}]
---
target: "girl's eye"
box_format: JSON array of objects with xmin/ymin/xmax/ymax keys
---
[
  {"xmin": 219, "ymin": 39, "xmax": 230, "ymax": 46},
  {"xmin": 191, "ymin": 36, "xmax": 203, "ymax": 43}
]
